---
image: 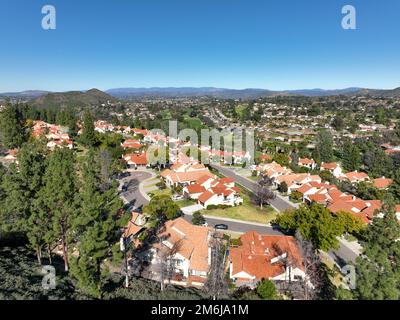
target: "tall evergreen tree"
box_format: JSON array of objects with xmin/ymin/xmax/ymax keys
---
[
  {"xmin": 70, "ymin": 151, "xmax": 125, "ymax": 297},
  {"xmin": 81, "ymin": 111, "xmax": 97, "ymax": 147},
  {"xmin": 354, "ymin": 208, "xmax": 400, "ymax": 300},
  {"xmin": 39, "ymin": 148, "xmax": 79, "ymax": 271},
  {"xmin": 313, "ymin": 130, "xmax": 334, "ymax": 163},
  {"xmin": 0, "ymin": 104, "xmax": 27, "ymax": 149},
  {"xmin": 363, "ymin": 146, "xmax": 393, "ymax": 178},
  {"xmin": 0, "ymin": 143, "xmax": 48, "ymax": 262},
  {"xmin": 342, "ymin": 139, "xmax": 361, "ymax": 172}
]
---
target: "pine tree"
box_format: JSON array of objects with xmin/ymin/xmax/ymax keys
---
[
  {"xmin": 389, "ymin": 168, "xmax": 400, "ymax": 203},
  {"xmin": 342, "ymin": 139, "xmax": 361, "ymax": 172},
  {"xmin": 314, "ymin": 130, "xmax": 334, "ymax": 163},
  {"xmin": 354, "ymin": 208, "xmax": 400, "ymax": 300},
  {"xmin": 0, "ymin": 143, "xmax": 48, "ymax": 262},
  {"xmin": 39, "ymin": 148, "xmax": 79, "ymax": 271},
  {"xmin": 80, "ymin": 111, "xmax": 97, "ymax": 147},
  {"xmin": 70, "ymin": 151, "xmax": 124, "ymax": 297},
  {"xmin": 0, "ymin": 104, "xmax": 27, "ymax": 149}
]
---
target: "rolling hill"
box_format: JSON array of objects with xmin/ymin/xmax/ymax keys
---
[
  {"xmin": 353, "ymin": 87, "xmax": 400, "ymax": 98},
  {"xmin": 29, "ymin": 89, "xmax": 116, "ymax": 109},
  {"xmin": 0, "ymin": 90, "xmax": 49, "ymax": 99}
]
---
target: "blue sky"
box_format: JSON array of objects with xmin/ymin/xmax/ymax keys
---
[{"xmin": 0, "ymin": 0, "xmax": 399, "ymax": 92}]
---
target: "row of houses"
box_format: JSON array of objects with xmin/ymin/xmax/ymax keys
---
[
  {"xmin": 32, "ymin": 120, "xmax": 73, "ymax": 150},
  {"xmin": 94, "ymin": 120, "xmax": 148, "ymax": 137},
  {"xmin": 258, "ymin": 158, "xmax": 394, "ymax": 223},
  {"xmin": 160, "ymin": 161, "xmax": 244, "ymax": 208},
  {"xmin": 132, "ymin": 217, "xmax": 307, "ymax": 288},
  {"xmin": 296, "ymin": 181, "xmax": 382, "ymax": 223}
]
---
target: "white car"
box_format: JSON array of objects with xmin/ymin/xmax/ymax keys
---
[{"xmin": 172, "ymin": 194, "xmax": 184, "ymax": 201}]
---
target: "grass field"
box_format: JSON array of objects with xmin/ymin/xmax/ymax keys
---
[
  {"xmin": 148, "ymin": 188, "xmax": 172, "ymax": 198},
  {"xmin": 200, "ymin": 190, "xmax": 278, "ymax": 224},
  {"xmin": 200, "ymin": 203, "xmax": 277, "ymax": 224},
  {"xmin": 176, "ymin": 199, "xmax": 197, "ymax": 208}
]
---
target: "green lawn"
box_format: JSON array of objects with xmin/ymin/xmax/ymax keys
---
[
  {"xmin": 148, "ymin": 188, "xmax": 172, "ymax": 198},
  {"xmin": 144, "ymin": 183, "xmax": 159, "ymax": 189},
  {"xmin": 201, "ymin": 193, "xmax": 278, "ymax": 224},
  {"xmin": 146, "ymin": 177, "xmax": 160, "ymax": 183},
  {"xmin": 176, "ymin": 199, "xmax": 197, "ymax": 208}
]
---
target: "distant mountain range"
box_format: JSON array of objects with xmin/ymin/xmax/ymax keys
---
[
  {"xmin": 0, "ymin": 90, "xmax": 50, "ymax": 99},
  {"xmin": 105, "ymin": 87, "xmax": 277, "ymax": 99},
  {"xmin": 106, "ymin": 87, "xmax": 400, "ymax": 99},
  {"xmin": 1, "ymin": 87, "xmax": 400, "ymax": 106}
]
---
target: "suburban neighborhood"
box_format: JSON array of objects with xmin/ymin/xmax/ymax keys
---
[{"xmin": 1, "ymin": 0, "xmax": 400, "ymax": 310}]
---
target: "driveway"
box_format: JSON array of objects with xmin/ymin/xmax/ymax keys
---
[
  {"xmin": 119, "ymin": 171, "xmax": 154, "ymax": 211},
  {"xmin": 210, "ymin": 163, "xmax": 297, "ymax": 212}
]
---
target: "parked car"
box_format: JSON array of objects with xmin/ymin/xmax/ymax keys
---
[
  {"xmin": 214, "ymin": 224, "xmax": 228, "ymax": 230},
  {"xmin": 122, "ymin": 183, "xmax": 129, "ymax": 192},
  {"xmin": 172, "ymin": 194, "xmax": 184, "ymax": 201}
]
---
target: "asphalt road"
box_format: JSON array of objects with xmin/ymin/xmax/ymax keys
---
[
  {"xmin": 119, "ymin": 171, "xmax": 153, "ymax": 211},
  {"xmin": 210, "ymin": 163, "xmax": 297, "ymax": 212},
  {"xmin": 328, "ymin": 239, "xmax": 360, "ymax": 265},
  {"xmin": 182, "ymin": 214, "xmax": 284, "ymax": 235}
]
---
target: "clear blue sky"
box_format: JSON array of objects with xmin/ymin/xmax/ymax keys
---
[{"xmin": 0, "ymin": 0, "xmax": 399, "ymax": 92}]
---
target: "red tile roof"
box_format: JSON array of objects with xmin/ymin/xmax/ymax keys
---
[
  {"xmin": 186, "ymin": 184, "xmax": 206, "ymax": 194},
  {"xmin": 230, "ymin": 231, "xmax": 304, "ymax": 281},
  {"xmin": 125, "ymin": 153, "xmax": 148, "ymax": 165},
  {"xmin": 198, "ymin": 190, "xmax": 215, "ymax": 203},
  {"xmin": 373, "ymin": 177, "xmax": 393, "ymax": 189}
]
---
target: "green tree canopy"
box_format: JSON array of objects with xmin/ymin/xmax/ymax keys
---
[
  {"xmin": 353, "ymin": 208, "xmax": 400, "ymax": 300},
  {"xmin": 274, "ymin": 204, "xmax": 360, "ymax": 251},
  {"xmin": 80, "ymin": 110, "xmax": 97, "ymax": 147},
  {"xmin": 0, "ymin": 104, "xmax": 27, "ymax": 149},
  {"xmin": 143, "ymin": 195, "xmax": 181, "ymax": 228},
  {"xmin": 256, "ymin": 279, "xmax": 278, "ymax": 300}
]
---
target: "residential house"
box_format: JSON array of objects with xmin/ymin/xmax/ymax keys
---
[
  {"xmin": 327, "ymin": 199, "xmax": 382, "ymax": 224},
  {"xmin": 122, "ymin": 211, "xmax": 147, "ymax": 247},
  {"xmin": 298, "ymin": 158, "xmax": 316, "ymax": 170},
  {"xmin": 150, "ymin": 217, "xmax": 212, "ymax": 287},
  {"xmin": 320, "ymin": 162, "xmax": 343, "ymax": 178},
  {"xmin": 274, "ymin": 173, "xmax": 321, "ymax": 194},
  {"xmin": 122, "ymin": 139, "xmax": 142, "ymax": 150},
  {"xmin": 338, "ymin": 171, "xmax": 370, "ymax": 184},
  {"xmin": 229, "ymin": 231, "xmax": 305, "ymax": 288},
  {"xmin": 94, "ymin": 120, "xmax": 115, "ymax": 133},
  {"xmin": 260, "ymin": 162, "xmax": 292, "ymax": 180},
  {"xmin": 198, "ymin": 184, "xmax": 243, "ymax": 208},
  {"xmin": 183, "ymin": 184, "xmax": 207, "ymax": 200},
  {"xmin": 373, "ymin": 177, "xmax": 393, "ymax": 190},
  {"xmin": 123, "ymin": 153, "xmax": 148, "ymax": 168}
]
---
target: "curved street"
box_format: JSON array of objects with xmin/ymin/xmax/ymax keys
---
[{"xmin": 119, "ymin": 170, "xmax": 153, "ymax": 211}]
